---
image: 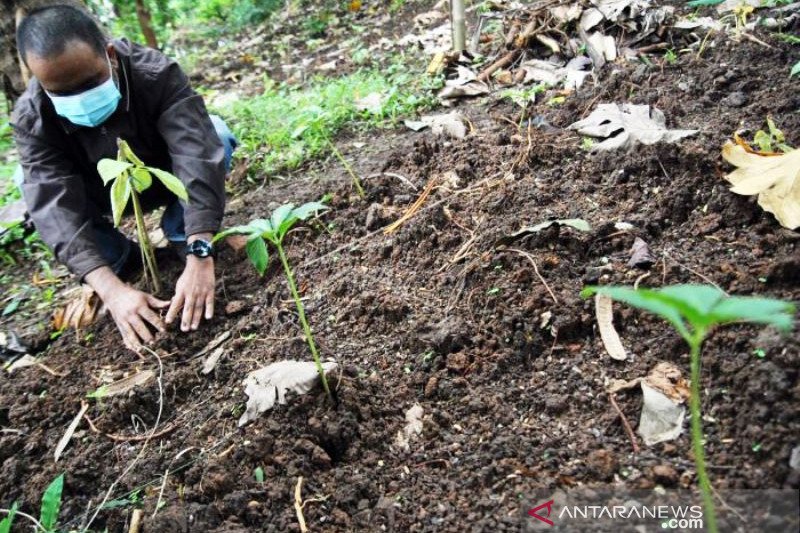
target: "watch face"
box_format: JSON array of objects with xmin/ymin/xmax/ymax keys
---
[{"xmin": 188, "ymin": 240, "xmax": 213, "ymax": 258}]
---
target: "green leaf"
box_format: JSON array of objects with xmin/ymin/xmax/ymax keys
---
[
  {"xmin": 254, "ymin": 466, "xmax": 265, "ymax": 483},
  {"xmin": 97, "ymin": 159, "xmax": 132, "ymax": 185},
  {"xmin": 40, "ymin": 473, "xmax": 64, "ymax": 531},
  {"xmin": 0, "ymin": 502, "xmax": 18, "ymax": 533},
  {"xmin": 686, "ymin": 0, "xmax": 725, "ymax": 6},
  {"xmin": 2, "ymin": 298, "xmax": 20, "ymax": 316},
  {"xmin": 246, "ymin": 237, "xmax": 269, "ymax": 276},
  {"xmin": 709, "ymin": 297, "xmax": 795, "ymax": 332},
  {"xmin": 581, "ymin": 286, "xmax": 691, "ymax": 340},
  {"xmin": 147, "ymin": 167, "xmax": 188, "ymax": 201},
  {"xmin": 657, "ymin": 285, "xmax": 726, "ymax": 326},
  {"xmin": 110, "ymin": 173, "xmax": 131, "ymax": 227},
  {"xmin": 791, "ymin": 60, "xmax": 800, "ymax": 78},
  {"xmin": 250, "ymin": 218, "xmax": 275, "ymax": 237},
  {"xmin": 291, "ymin": 201, "xmax": 328, "ymax": 221},
  {"xmin": 118, "ymin": 139, "xmax": 145, "ymax": 166},
  {"xmin": 270, "ymin": 204, "xmax": 295, "ymax": 232},
  {"xmin": 130, "ymin": 167, "xmax": 152, "ymax": 193},
  {"xmin": 212, "ymin": 224, "xmax": 259, "ymax": 243}
]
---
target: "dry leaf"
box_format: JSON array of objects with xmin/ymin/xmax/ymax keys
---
[
  {"xmin": 239, "ymin": 361, "xmax": 338, "ymax": 426},
  {"xmin": 53, "ymin": 284, "xmax": 100, "ymax": 331},
  {"xmin": 569, "ymin": 104, "xmax": 698, "ymax": 151},
  {"xmin": 628, "ymin": 237, "xmax": 655, "ymax": 269},
  {"xmin": 644, "ymin": 362, "xmax": 690, "ymax": 403},
  {"xmin": 595, "ymin": 294, "xmax": 627, "ymax": 361},
  {"xmin": 639, "ymin": 381, "xmax": 685, "ymax": 446},
  {"xmin": 395, "ymin": 403, "xmax": 424, "ymax": 451},
  {"xmin": 55, "ymin": 402, "xmax": 88, "ymax": 462},
  {"xmin": 102, "ymin": 370, "xmax": 155, "ymax": 397},
  {"xmin": 722, "ymin": 142, "xmax": 800, "ymax": 229},
  {"xmin": 195, "ymin": 331, "xmax": 231, "ymax": 359},
  {"xmin": 405, "ymin": 112, "xmax": 468, "ymax": 139}
]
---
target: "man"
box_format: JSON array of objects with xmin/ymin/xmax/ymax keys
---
[{"xmin": 11, "ymin": 5, "xmax": 235, "ymax": 351}]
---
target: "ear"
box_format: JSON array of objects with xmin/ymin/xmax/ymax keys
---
[{"xmin": 106, "ymin": 43, "xmax": 118, "ymax": 68}]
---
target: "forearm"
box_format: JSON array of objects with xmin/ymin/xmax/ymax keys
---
[{"xmin": 187, "ymin": 232, "xmax": 213, "ymax": 244}]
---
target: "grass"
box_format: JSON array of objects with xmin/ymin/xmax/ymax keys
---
[{"xmin": 212, "ymin": 69, "xmax": 439, "ymax": 178}]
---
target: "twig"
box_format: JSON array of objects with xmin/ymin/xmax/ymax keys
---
[
  {"xmin": 152, "ymin": 468, "xmax": 169, "ymax": 518},
  {"xmin": 83, "ymin": 415, "xmax": 176, "ymax": 442},
  {"xmin": 663, "ymin": 252, "xmax": 728, "ymax": 295},
  {"xmin": 383, "ymin": 176, "xmax": 438, "ymax": 234},
  {"xmin": 506, "ymin": 248, "xmax": 559, "ymax": 304},
  {"xmin": 739, "ymin": 32, "xmax": 775, "ymax": 49},
  {"xmin": 609, "ymin": 393, "xmax": 640, "ymax": 454},
  {"xmin": 328, "ymin": 140, "xmax": 365, "ymax": 198},
  {"xmin": 294, "ymin": 477, "xmax": 309, "ymax": 533},
  {"xmin": 82, "ymin": 346, "xmax": 165, "ymax": 532},
  {"xmin": 128, "ymin": 509, "xmax": 143, "ymax": 533},
  {"xmin": 633, "ymin": 272, "xmax": 650, "ymax": 290},
  {"xmin": 478, "ymin": 50, "xmax": 520, "ymax": 81}
]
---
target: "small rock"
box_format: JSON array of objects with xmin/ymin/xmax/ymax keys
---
[
  {"xmin": 225, "ymin": 300, "xmax": 247, "ymax": 316},
  {"xmin": 789, "ymin": 446, "xmax": 800, "ymax": 471},
  {"xmin": 586, "ymin": 449, "xmax": 618, "ymax": 481},
  {"xmin": 721, "ymin": 91, "xmax": 747, "ymax": 108},
  {"xmin": 446, "ymin": 352, "xmax": 470, "ymax": 372},
  {"xmin": 365, "ymin": 203, "xmax": 385, "ymax": 230},
  {"xmin": 424, "ymin": 376, "xmax": 438, "ymax": 397},
  {"xmin": 652, "ymin": 464, "xmax": 679, "ymax": 486}
]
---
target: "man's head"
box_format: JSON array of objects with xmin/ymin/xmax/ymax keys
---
[{"xmin": 17, "ymin": 5, "xmax": 115, "ymax": 96}]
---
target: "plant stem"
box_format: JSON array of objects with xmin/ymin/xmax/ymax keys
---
[
  {"xmin": 130, "ymin": 189, "xmax": 161, "ymax": 294},
  {"xmin": 688, "ymin": 334, "xmax": 718, "ymax": 533},
  {"xmin": 327, "ymin": 140, "xmax": 365, "ymax": 199},
  {"xmin": 275, "ymin": 242, "xmax": 332, "ymax": 399}
]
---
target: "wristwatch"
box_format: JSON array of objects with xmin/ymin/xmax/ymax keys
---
[{"xmin": 186, "ymin": 239, "xmax": 214, "ymax": 258}]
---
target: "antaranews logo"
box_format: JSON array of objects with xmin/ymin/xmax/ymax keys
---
[{"xmin": 527, "ymin": 500, "xmax": 555, "ymax": 526}]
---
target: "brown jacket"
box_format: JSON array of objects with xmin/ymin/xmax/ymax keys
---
[{"xmin": 10, "ymin": 38, "xmax": 226, "ymax": 279}]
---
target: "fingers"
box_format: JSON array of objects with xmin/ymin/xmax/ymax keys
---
[
  {"xmin": 146, "ymin": 295, "xmax": 171, "ymax": 309},
  {"xmin": 165, "ymin": 293, "xmax": 184, "ymax": 325},
  {"xmin": 128, "ymin": 314, "xmax": 154, "ymax": 344},
  {"xmin": 205, "ymin": 293, "xmax": 215, "ymax": 320},
  {"xmin": 191, "ymin": 295, "xmax": 205, "ymax": 330},
  {"xmin": 117, "ymin": 321, "xmax": 142, "ymax": 353},
  {"xmin": 181, "ymin": 293, "xmax": 196, "ymax": 332},
  {"xmin": 139, "ymin": 306, "xmax": 166, "ymax": 333}
]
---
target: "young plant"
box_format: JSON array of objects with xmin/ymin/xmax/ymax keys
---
[
  {"xmin": 0, "ymin": 472, "xmax": 64, "ymax": 533},
  {"xmin": 214, "ymin": 202, "xmax": 332, "ymax": 398},
  {"xmin": 581, "ymin": 284, "xmax": 795, "ymax": 533},
  {"xmin": 753, "ymin": 116, "xmax": 793, "ymax": 153},
  {"xmin": 97, "ymin": 139, "xmax": 188, "ymax": 294}
]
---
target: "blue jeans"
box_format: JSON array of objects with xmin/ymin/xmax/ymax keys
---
[{"xmin": 45, "ymin": 115, "xmax": 236, "ymax": 274}]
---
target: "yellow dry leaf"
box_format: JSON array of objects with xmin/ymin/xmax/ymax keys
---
[
  {"xmin": 348, "ymin": 0, "xmax": 361, "ymax": 12},
  {"xmin": 53, "ymin": 284, "xmax": 100, "ymax": 331},
  {"xmin": 722, "ymin": 141, "xmax": 800, "ymax": 229}
]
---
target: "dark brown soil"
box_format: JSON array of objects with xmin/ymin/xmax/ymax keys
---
[{"xmin": 2, "ymin": 3, "xmax": 799, "ymax": 532}]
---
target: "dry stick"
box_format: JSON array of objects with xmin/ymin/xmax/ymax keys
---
[
  {"xmin": 478, "ymin": 49, "xmax": 520, "ymax": 81},
  {"xmin": 294, "ymin": 477, "xmax": 309, "ymax": 533},
  {"xmin": 609, "ymin": 393, "xmax": 640, "ymax": 454},
  {"xmin": 84, "ymin": 416, "xmax": 177, "ymax": 442},
  {"xmin": 328, "ymin": 140, "xmax": 365, "ymax": 198},
  {"xmin": 82, "ymin": 346, "xmax": 164, "ymax": 532},
  {"xmin": 383, "ymin": 176, "xmax": 438, "ymax": 234},
  {"xmin": 663, "ymin": 252, "xmax": 728, "ymax": 295},
  {"xmin": 152, "ymin": 468, "xmax": 169, "ymax": 518},
  {"xmin": 128, "ymin": 509, "xmax": 143, "ymax": 533},
  {"xmin": 506, "ymin": 248, "xmax": 559, "ymax": 304}
]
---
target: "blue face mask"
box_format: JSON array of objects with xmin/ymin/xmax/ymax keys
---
[{"xmin": 46, "ymin": 55, "xmax": 121, "ymax": 128}]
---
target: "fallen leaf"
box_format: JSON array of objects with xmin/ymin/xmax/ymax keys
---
[
  {"xmin": 644, "ymin": 362, "xmax": 690, "ymax": 403},
  {"xmin": 395, "ymin": 403, "xmax": 424, "ymax": 451},
  {"xmin": 202, "ymin": 346, "xmax": 225, "ymax": 375},
  {"xmin": 239, "ymin": 361, "xmax": 338, "ymax": 426},
  {"xmin": 55, "ymin": 402, "xmax": 88, "ymax": 462},
  {"xmin": 195, "ymin": 331, "xmax": 231, "ymax": 359},
  {"xmin": 438, "ymin": 66, "xmax": 490, "ymax": 99},
  {"xmin": 405, "ymin": 112, "xmax": 468, "ymax": 139},
  {"xmin": 595, "ymin": 294, "xmax": 627, "ymax": 361},
  {"xmin": 722, "ymin": 141, "xmax": 800, "ymax": 229},
  {"xmin": 0, "ymin": 330, "xmax": 28, "ymax": 364},
  {"xmin": 53, "ymin": 285, "xmax": 100, "ymax": 331},
  {"xmin": 568, "ymin": 104, "xmax": 698, "ymax": 151},
  {"xmin": 101, "ymin": 370, "xmax": 155, "ymax": 397},
  {"xmin": 6, "ymin": 354, "xmax": 38, "ymax": 372},
  {"xmin": 639, "ymin": 381, "xmax": 685, "ymax": 446},
  {"xmin": 628, "ymin": 237, "xmax": 655, "ymax": 269}
]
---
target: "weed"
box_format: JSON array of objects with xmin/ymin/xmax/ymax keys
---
[
  {"xmin": 582, "ymin": 284, "xmax": 795, "ymax": 533},
  {"xmin": 0, "ymin": 473, "xmax": 64, "ymax": 533},
  {"xmin": 214, "ymin": 202, "xmax": 332, "ymax": 399},
  {"xmin": 664, "ymin": 48, "xmax": 678, "ymax": 64},
  {"xmin": 97, "ymin": 139, "xmax": 188, "ymax": 294},
  {"xmin": 752, "ymin": 116, "xmax": 793, "ymax": 153},
  {"xmin": 752, "ymin": 348, "xmax": 766, "ymax": 358}
]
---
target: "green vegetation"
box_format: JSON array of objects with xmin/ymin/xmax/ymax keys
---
[
  {"xmin": 215, "ymin": 70, "xmax": 436, "ymax": 178},
  {"xmin": 582, "ymin": 284, "xmax": 796, "ymax": 533},
  {"xmin": 97, "ymin": 139, "xmax": 188, "ymax": 294},
  {"xmin": 0, "ymin": 473, "xmax": 64, "ymax": 533},
  {"xmin": 214, "ymin": 202, "xmax": 332, "ymax": 398},
  {"xmin": 753, "ymin": 116, "xmax": 793, "ymax": 153}
]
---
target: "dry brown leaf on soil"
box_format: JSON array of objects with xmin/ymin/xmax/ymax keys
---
[
  {"xmin": 722, "ymin": 141, "xmax": 800, "ymax": 229},
  {"xmin": 53, "ymin": 284, "xmax": 101, "ymax": 331},
  {"xmin": 54, "ymin": 401, "xmax": 89, "ymax": 462},
  {"xmin": 594, "ymin": 294, "xmax": 628, "ymax": 361},
  {"xmin": 101, "ymin": 370, "xmax": 155, "ymax": 397},
  {"xmin": 639, "ymin": 362, "xmax": 689, "ymax": 446},
  {"xmin": 644, "ymin": 362, "xmax": 690, "ymax": 403}
]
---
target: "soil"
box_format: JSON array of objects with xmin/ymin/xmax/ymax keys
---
[{"xmin": 2, "ymin": 2, "xmax": 800, "ymax": 532}]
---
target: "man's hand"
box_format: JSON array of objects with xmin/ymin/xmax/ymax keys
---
[
  {"xmin": 85, "ymin": 266, "xmax": 169, "ymax": 351},
  {"xmin": 166, "ymin": 234, "xmax": 216, "ymax": 331}
]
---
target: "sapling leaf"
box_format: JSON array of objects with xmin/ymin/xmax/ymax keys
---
[
  {"xmin": 709, "ymin": 297, "xmax": 795, "ymax": 332},
  {"xmin": 131, "ymin": 167, "xmax": 152, "ymax": 193},
  {"xmin": 250, "ymin": 218, "xmax": 274, "ymax": 237},
  {"xmin": 110, "ymin": 174, "xmax": 131, "ymax": 227},
  {"xmin": 581, "ymin": 286, "xmax": 690, "ymax": 340},
  {"xmin": 40, "ymin": 473, "xmax": 64, "ymax": 531},
  {"xmin": 246, "ymin": 237, "xmax": 269, "ymax": 275},
  {"xmin": 270, "ymin": 203, "xmax": 295, "ymax": 234},
  {"xmin": 147, "ymin": 167, "xmax": 188, "ymax": 201},
  {"xmin": 212, "ymin": 224, "xmax": 261, "ymax": 243},
  {"xmin": 658, "ymin": 285, "xmax": 726, "ymax": 327},
  {"xmin": 0, "ymin": 502, "xmax": 18, "ymax": 533},
  {"xmin": 97, "ymin": 159, "xmax": 132, "ymax": 185},
  {"xmin": 118, "ymin": 139, "xmax": 145, "ymax": 166},
  {"xmin": 290, "ymin": 201, "xmax": 328, "ymax": 221}
]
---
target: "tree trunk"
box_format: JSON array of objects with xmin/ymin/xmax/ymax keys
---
[
  {"xmin": 134, "ymin": 0, "xmax": 158, "ymax": 49},
  {"xmin": 451, "ymin": 0, "xmax": 466, "ymax": 52},
  {"xmin": 1, "ymin": 0, "xmax": 86, "ymax": 108}
]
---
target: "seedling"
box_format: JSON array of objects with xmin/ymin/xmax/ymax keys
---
[
  {"xmin": 752, "ymin": 116, "xmax": 793, "ymax": 153},
  {"xmin": 582, "ymin": 284, "xmax": 795, "ymax": 533},
  {"xmin": 752, "ymin": 348, "xmax": 766, "ymax": 359},
  {"xmin": 664, "ymin": 49, "xmax": 678, "ymax": 65},
  {"xmin": 214, "ymin": 202, "xmax": 332, "ymax": 399},
  {"xmin": 0, "ymin": 472, "xmax": 64, "ymax": 533},
  {"xmin": 97, "ymin": 139, "xmax": 188, "ymax": 294}
]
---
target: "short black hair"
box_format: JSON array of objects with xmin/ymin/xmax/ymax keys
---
[{"xmin": 17, "ymin": 5, "xmax": 107, "ymax": 65}]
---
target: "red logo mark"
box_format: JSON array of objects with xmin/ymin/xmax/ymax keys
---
[{"xmin": 528, "ymin": 500, "xmax": 555, "ymax": 526}]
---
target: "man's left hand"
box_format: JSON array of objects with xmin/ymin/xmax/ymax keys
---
[{"xmin": 166, "ymin": 236, "xmax": 216, "ymax": 331}]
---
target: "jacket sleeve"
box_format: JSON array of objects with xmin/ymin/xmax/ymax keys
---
[
  {"xmin": 13, "ymin": 127, "xmax": 109, "ymax": 280},
  {"xmin": 152, "ymin": 57, "xmax": 226, "ymax": 236}
]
